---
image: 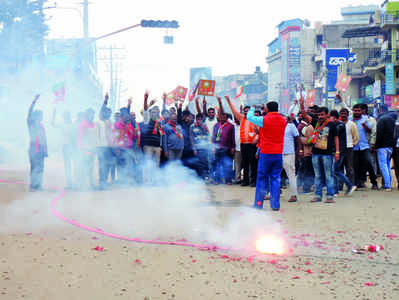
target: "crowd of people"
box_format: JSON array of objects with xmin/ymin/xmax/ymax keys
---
[{"xmin": 27, "ymin": 91, "xmax": 399, "ymax": 211}]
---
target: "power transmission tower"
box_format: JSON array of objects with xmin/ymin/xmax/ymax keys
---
[{"xmin": 98, "ymin": 45, "xmax": 126, "ymax": 111}]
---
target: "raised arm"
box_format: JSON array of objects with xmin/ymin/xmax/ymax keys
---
[
  {"xmin": 202, "ymin": 97, "xmax": 208, "ymax": 117},
  {"xmin": 162, "ymin": 93, "xmax": 167, "ymax": 111},
  {"xmin": 195, "ymin": 97, "xmax": 202, "ymax": 114},
  {"xmin": 299, "ymin": 95, "xmax": 312, "ymax": 124},
  {"xmin": 216, "ymin": 96, "xmax": 224, "ymax": 116},
  {"xmin": 126, "ymin": 97, "xmax": 132, "ymax": 113},
  {"xmin": 224, "ymin": 95, "xmax": 243, "ymax": 122},
  {"xmin": 246, "ymin": 107, "xmax": 263, "ymax": 128},
  {"xmin": 27, "ymin": 94, "xmax": 40, "ymax": 125},
  {"xmin": 144, "ymin": 91, "xmax": 149, "ymax": 112}
]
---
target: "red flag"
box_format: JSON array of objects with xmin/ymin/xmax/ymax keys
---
[
  {"xmin": 53, "ymin": 82, "xmax": 66, "ymax": 103},
  {"xmin": 235, "ymin": 86, "xmax": 244, "ymax": 99}
]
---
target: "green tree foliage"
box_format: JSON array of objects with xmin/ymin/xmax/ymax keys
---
[{"xmin": 0, "ymin": 0, "xmax": 49, "ymax": 68}]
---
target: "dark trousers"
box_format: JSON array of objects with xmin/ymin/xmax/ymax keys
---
[
  {"xmin": 343, "ymin": 148, "xmax": 355, "ymax": 185},
  {"xmin": 98, "ymin": 147, "xmax": 112, "ymax": 188},
  {"xmin": 195, "ymin": 148, "xmax": 209, "ymax": 179},
  {"xmin": 297, "ymin": 156, "xmax": 314, "ymax": 193},
  {"xmin": 334, "ymin": 153, "xmax": 353, "ymax": 193},
  {"xmin": 240, "ymin": 143, "xmax": 258, "ymax": 184},
  {"xmin": 212, "ymin": 148, "xmax": 233, "ymax": 184},
  {"xmin": 353, "ymin": 149, "xmax": 377, "ymax": 186},
  {"xmin": 29, "ymin": 151, "xmax": 44, "ymax": 190}
]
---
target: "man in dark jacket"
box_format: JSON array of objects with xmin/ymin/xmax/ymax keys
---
[{"xmin": 375, "ymin": 112, "xmax": 398, "ymax": 191}]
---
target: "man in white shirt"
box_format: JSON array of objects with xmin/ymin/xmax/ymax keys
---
[
  {"xmin": 339, "ymin": 108, "xmax": 359, "ymax": 185},
  {"xmin": 283, "ymin": 116, "xmax": 299, "ymax": 202}
]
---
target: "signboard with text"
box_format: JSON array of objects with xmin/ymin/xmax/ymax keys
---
[{"xmin": 197, "ymin": 80, "xmax": 216, "ymax": 96}]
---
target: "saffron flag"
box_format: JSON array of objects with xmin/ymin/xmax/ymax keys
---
[
  {"xmin": 335, "ymin": 73, "xmax": 352, "ymax": 93},
  {"xmin": 305, "ymin": 89, "xmax": 316, "ymax": 106},
  {"xmin": 235, "ymin": 86, "xmax": 244, "ymax": 99},
  {"xmin": 53, "ymin": 82, "xmax": 66, "ymax": 103},
  {"xmin": 197, "ymin": 80, "xmax": 216, "ymax": 96},
  {"xmin": 175, "ymin": 86, "xmax": 188, "ymax": 101},
  {"xmin": 166, "ymin": 89, "xmax": 176, "ymax": 106}
]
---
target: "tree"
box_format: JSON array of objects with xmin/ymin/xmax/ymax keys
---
[{"xmin": 0, "ymin": 0, "xmax": 49, "ymax": 70}]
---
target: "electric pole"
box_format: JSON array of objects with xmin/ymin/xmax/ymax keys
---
[
  {"xmin": 83, "ymin": 0, "xmax": 89, "ymax": 39},
  {"xmin": 98, "ymin": 46, "xmax": 125, "ymax": 111}
]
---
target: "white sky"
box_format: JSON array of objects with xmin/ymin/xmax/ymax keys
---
[{"xmin": 46, "ymin": 0, "xmax": 378, "ymax": 108}]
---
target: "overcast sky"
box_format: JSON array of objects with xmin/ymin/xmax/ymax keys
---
[{"xmin": 46, "ymin": 0, "xmax": 378, "ymax": 107}]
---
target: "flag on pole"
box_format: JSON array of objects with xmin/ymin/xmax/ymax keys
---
[{"xmin": 53, "ymin": 82, "xmax": 66, "ymax": 103}]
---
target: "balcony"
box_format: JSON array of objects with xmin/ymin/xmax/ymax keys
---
[{"xmin": 381, "ymin": 13, "xmax": 399, "ymax": 27}]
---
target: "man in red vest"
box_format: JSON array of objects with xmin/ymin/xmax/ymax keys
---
[{"xmin": 247, "ymin": 101, "xmax": 286, "ymax": 211}]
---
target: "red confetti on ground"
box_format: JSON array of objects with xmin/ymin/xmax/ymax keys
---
[
  {"xmin": 93, "ymin": 246, "xmax": 104, "ymax": 252},
  {"xmin": 220, "ymin": 255, "xmax": 230, "ymax": 259},
  {"xmin": 135, "ymin": 259, "xmax": 142, "ymax": 264},
  {"xmin": 321, "ymin": 281, "xmax": 331, "ymax": 285},
  {"xmin": 233, "ymin": 279, "xmax": 237, "ymax": 283},
  {"xmin": 91, "ymin": 237, "xmax": 98, "ymax": 240},
  {"xmin": 364, "ymin": 282, "xmax": 374, "ymax": 286},
  {"xmin": 368, "ymin": 256, "xmax": 374, "ymax": 259},
  {"xmin": 267, "ymin": 259, "xmax": 277, "ymax": 265},
  {"xmin": 177, "ymin": 238, "xmax": 188, "ymax": 242},
  {"xmin": 386, "ymin": 234, "xmax": 398, "ymax": 240},
  {"xmin": 305, "ymin": 261, "xmax": 311, "ymax": 265},
  {"xmin": 292, "ymin": 276, "xmax": 300, "ymax": 279},
  {"xmin": 305, "ymin": 269, "xmax": 313, "ymax": 274},
  {"xmin": 192, "ymin": 260, "xmax": 197, "ymax": 263},
  {"xmin": 337, "ymin": 230, "xmax": 345, "ymax": 234}
]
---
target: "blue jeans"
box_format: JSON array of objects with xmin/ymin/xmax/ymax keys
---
[
  {"xmin": 312, "ymin": 154, "xmax": 335, "ymax": 199},
  {"xmin": 377, "ymin": 147, "xmax": 393, "ymax": 188},
  {"xmin": 212, "ymin": 148, "xmax": 233, "ymax": 184},
  {"xmin": 334, "ymin": 153, "xmax": 352, "ymax": 193},
  {"xmin": 255, "ymin": 154, "xmax": 282, "ymax": 210}
]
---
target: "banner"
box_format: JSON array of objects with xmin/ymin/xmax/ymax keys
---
[
  {"xmin": 385, "ymin": 63, "xmax": 395, "ymax": 95},
  {"xmin": 386, "ymin": 95, "xmax": 399, "ymax": 109},
  {"xmin": 197, "ymin": 80, "xmax": 216, "ymax": 96},
  {"xmin": 326, "ymin": 48, "xmax": 357, "ymax": 92},
  {"xmin": 335, "ymin": 73, "xmax": 352, "ymax": 93},
  {"xmin": 175, "ymin": 86, "xmax": 188, "ymax": 101}
]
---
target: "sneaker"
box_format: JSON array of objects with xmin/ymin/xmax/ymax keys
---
[
  {"xmin": 345, "ymin": 185, "xmax": 357, "ymax": 196},
  {"xmin": 310, "ymin": 197, "xmax": 322, "ymax": 203},
  {"xmin": 325, "ymin": 198, "xmax": 336, "ymax": 203},
  {"xmin": 240, "ymin": 182, "xmax": 250, "ymax": 187},
  {"xmin": 272, "ymin": 208, "xmax": 280, "ymax": 212},
  {"xmin": 381, "ymin": 187, "xmax": 392, "ymax": 192},
  {"xmin": 288, "ymin": 195, "xmax": 298, "ymax": 202},
  {"xmin": 371, "ymin": 184, "xmax": 379, "ymax": 190}
]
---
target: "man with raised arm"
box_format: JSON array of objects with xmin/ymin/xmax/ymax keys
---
[
  {"xmin": 247, "ymin": 101, "xmax": 286, "ymax": 211},
  {"xmin": 27, "ymin": 94, "xmax": 47, "ymax": 191},
  {"xmin": 224, "ymin": 96, "xmax": 259, "ymax": 187}
]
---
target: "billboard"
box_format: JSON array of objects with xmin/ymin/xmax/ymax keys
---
[
  {"xmin": 325, "ymin": 49, "xmax": 357, "ymax": 92},
  {"xmin": 189, "ymin": 67, "xmax": 212, "ymax": 90},
  {"xmin": 385, "ymin": 63, "xmax": 395, "ymax": 95}
]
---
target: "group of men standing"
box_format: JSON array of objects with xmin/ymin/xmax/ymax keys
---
[{"xmin": 27, "ymin": 91, "xmax": 399, "ymax": 213}]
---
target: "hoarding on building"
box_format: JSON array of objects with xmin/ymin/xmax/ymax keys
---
[
  {"xmin": 385, "ymin": 63, "xmax": 395, "ymax": 95},
  {"xmin": 325, "ymin": 49, "xmax": 357, "ymax": 92}
]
